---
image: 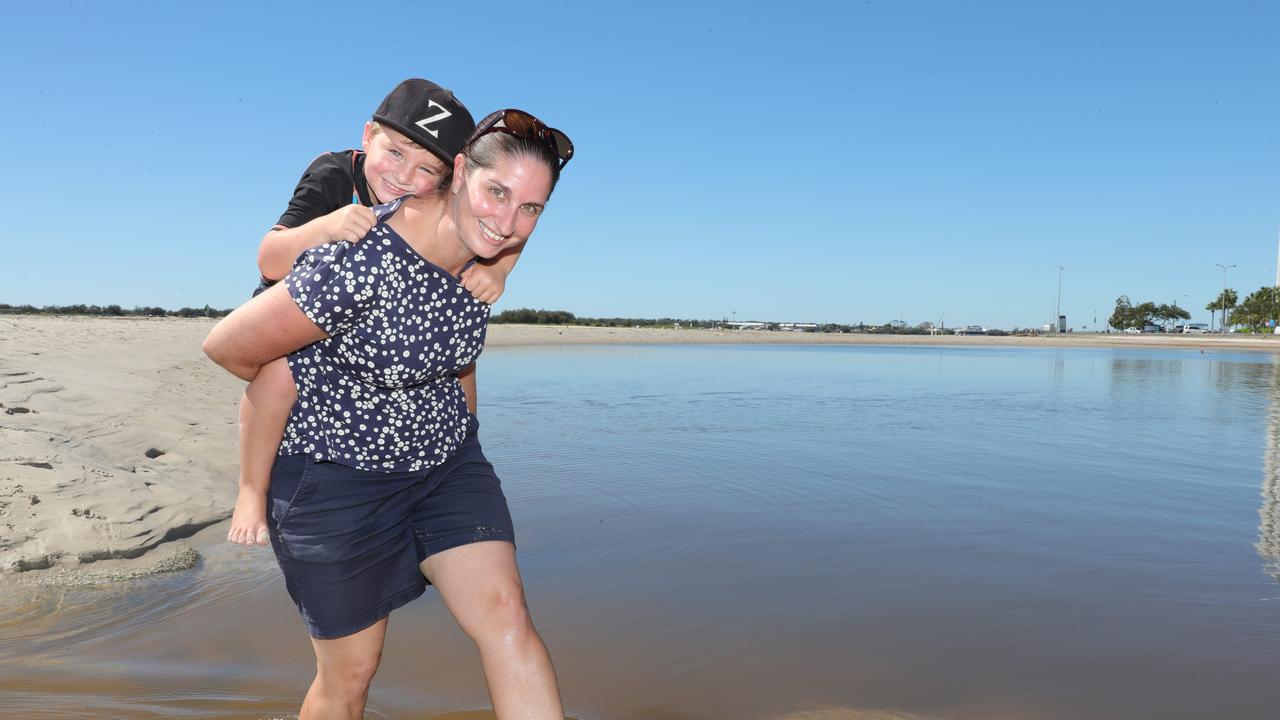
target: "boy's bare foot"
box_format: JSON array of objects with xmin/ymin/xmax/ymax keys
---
[{"xmin": 228, "ymin": 487, "xmax": 271, "ymax": 547}]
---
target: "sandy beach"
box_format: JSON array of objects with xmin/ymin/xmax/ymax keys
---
[
  {"xmin": 0, "ymin": 316, "xmax": 242, "ymax": 577},
  {"xmin": 2, "ymin": 315, "xmax": 1277, "ymax": 579}
]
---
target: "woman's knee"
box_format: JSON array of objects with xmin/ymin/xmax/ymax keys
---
[
  {"xmin": 470, "ymin": 581, "xmax": 535, "ymax": 640},
  {"xmin": 316, "ymin": 647, "xmax": 382, "ymax": 692}
]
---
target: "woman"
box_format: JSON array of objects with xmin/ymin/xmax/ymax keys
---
[{"xmin": 203, "ymin": 108, "xmax": 574, "ymax": 720}]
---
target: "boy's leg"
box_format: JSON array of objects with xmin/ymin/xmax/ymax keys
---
[{"xmin": 229, "ymin": 357, "xmax": 296, "ymax": 547}]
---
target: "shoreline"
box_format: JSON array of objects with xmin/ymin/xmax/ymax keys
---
[
  {"xmin": 3, "ymin": 315, "xmax": 1276, "ymax": 583},
  {"xmin": 485, "ymin": 322, "xmax": 1280, "ymax": 352}
]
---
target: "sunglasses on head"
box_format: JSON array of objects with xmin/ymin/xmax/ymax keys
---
[{"xmin": 471, "ymin": 109, "xmax": 573, "ymax": 169}]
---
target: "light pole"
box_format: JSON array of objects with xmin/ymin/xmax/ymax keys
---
[
  {"xmin": 1171, "ymin": 294, "xmax": 1188, "ymax": 332},
  {"xmin": 1215, "ymin": 263, "xmax": 1236, "ymax": 332},
  {"xmin": 1056, "ymin": 266, "xmax": 1064, "ymax": 332}
]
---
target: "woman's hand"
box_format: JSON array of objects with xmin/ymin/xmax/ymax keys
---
[{"xmin": 203, "ymin": 283, "xmax": 328, "ymax": 381}]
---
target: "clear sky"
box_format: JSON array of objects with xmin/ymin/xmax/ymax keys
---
[{"xmin": 2, "ymin": 0, "xmax": 1277, "ymax": 330}]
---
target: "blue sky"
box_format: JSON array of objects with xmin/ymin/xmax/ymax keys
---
[{"xmin": 2, "ymin": 0, "xmax": 1276, "ymax": 329}]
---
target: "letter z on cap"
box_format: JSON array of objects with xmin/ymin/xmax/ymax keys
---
[{"xmin": 373, "ymin": 79, "xmax": 477, "ymax": 164}]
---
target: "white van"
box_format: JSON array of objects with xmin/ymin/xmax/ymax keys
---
[{"xmin": 1182, "ymin": 323, "xmax": 1209, "ymax": 334}]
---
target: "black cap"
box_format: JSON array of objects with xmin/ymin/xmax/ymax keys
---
[{"xmin": 372, "ymin": 79, "xmax": 476, "ymax": 164}]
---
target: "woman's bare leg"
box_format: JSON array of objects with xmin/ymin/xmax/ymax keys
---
[
  {"xmin": 228, "ymin": 357, "xmax": 295, "ymax": 546},
  {"xmin": 301, "ymin": 617, "xmax": 388, "ymax": 720},
  {"xmin": 421, "ymin": 541, "xmax": 563, "ymax": 719}
]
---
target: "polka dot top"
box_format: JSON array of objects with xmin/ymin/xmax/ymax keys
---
[{"xmin": 279, "ymin": 197, "xmax": 489, "ymax": 472}]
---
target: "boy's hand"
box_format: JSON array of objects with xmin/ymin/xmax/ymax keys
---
[
  {"xmin": 323, "ymin": 205, "xmax": 377, "ymax": 243},
  {"xmin": 460, "ymin": 263, "xmax": 508, "ymax": 304}
]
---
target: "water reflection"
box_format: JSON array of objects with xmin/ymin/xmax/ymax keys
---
[
  {"xmin": 1107, "ymin": 356, "xmax": 1186, "ymax": 386},
  {"xmin": 1259, "ymin": 357, "xmax": 1280, "ymax": 580}
]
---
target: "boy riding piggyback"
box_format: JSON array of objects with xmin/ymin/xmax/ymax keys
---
[{"xmin": 229, "ymin": 79, "xmax": 522, "ymax": 546}]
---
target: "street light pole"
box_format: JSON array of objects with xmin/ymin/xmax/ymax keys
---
[
  {"xmin": 1215, "ymin": 263, "xmax": 1236, "ymax": 333},
  {"xmin": 1056, "ymin": 266, "xmax": 1064, "ymax": 332},
  {"xmin": 1172, "ymin": 293, "xmax": 1188, "ymax": 332}
]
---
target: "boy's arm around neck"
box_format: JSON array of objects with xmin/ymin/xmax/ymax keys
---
[
  {"xmin": 257, "ymin": 205, "xmax": 377, "ymax": 281},
  {"xmin": 461, "ymin": 240, "xmax": 525, "ymax": 304}
]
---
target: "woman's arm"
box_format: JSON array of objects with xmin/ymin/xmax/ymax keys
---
[{"xmin": 203, "ymin": 283, "xmax": 328, "ymax": 381}]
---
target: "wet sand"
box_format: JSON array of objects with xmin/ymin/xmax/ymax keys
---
[{"xmin": 1, "ymin": 315, "xmax": 1276, "ymax": 581}]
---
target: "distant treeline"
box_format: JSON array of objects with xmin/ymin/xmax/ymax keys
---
[
  {"xmin": 488, "ymin": 308, "xmax": 1004, "ymax": 335},
  {"xmin": 0, "ymin": 303, "xmax": 1032, "ymax": 336},
  {"xmin": 0, "ymin": 303, "xmax": 233, "ymax": 318},
  {"xmin": 491, "ymin": 308, "xmax": 723, "ymax": 328}
]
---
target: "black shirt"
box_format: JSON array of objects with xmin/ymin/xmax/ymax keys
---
[
  {"xmin": 275, "ymin": 150, "xmax": 375, "ymax": 229},
  {"xmin": 255, "ymin": 151, "xmax": 375, "ymax": 295}
]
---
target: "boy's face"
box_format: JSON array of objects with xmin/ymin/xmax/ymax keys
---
[{"xmin": 361, "ymin": 122, "xmax": 450, "ymax": 202}]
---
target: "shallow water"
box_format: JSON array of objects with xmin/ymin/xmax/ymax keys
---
[{"xmin": 3, "ymin": 344, "xmax": 1279, "ymax": 719}]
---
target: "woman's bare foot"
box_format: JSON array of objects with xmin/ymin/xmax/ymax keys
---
[{"xmin": 227, "ymin": 487, "xmax": 270, "ymax": 546}]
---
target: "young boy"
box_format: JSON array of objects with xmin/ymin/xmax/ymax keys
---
[{"xmin": 228, "ymin": 79, "xmax": 523, "ymax": 546}]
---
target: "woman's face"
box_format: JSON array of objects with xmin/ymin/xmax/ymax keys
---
[{"xmin": 451, "ymin": 153, "xmax": 554, "ymax": 259}]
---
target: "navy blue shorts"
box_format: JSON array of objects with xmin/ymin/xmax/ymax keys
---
[
  {"xmin": 251, "ymin": 276, "xmax": 275, "ymax": 297},
  {"xmin": 267, "ymin": 416, "xmax": 515, "ymax": 639}
]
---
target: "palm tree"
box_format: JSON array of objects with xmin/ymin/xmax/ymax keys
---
[{"xmin": 1208, "ymin": 289, "xmax": 1239, "ymax": 331}]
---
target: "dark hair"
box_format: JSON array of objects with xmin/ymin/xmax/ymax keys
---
[
  {"xmin": 463, "ymin": 132, "xmax": 561, "ymax": 197},
  {"xmin": 434, "ymin": 169, "xmax": 454, "ymax": 193}
]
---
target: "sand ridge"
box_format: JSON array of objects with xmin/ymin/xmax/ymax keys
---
[{"xmin": 0, "ymin": 316, "xmax": 242, "ymax": 574}]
